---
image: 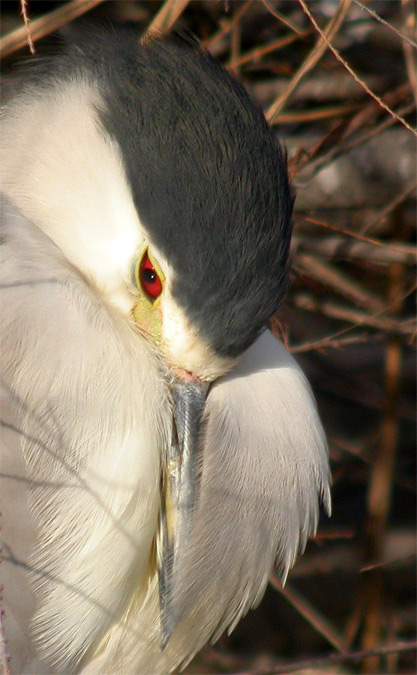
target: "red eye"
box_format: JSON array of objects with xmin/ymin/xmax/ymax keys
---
[{"xmin": 139, "ymin": 252, "xmax": 162, "ymax": 300}]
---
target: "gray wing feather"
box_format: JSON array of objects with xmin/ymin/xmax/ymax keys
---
[{"xmin": 169, "ymin": 329, "xmax": 330, "ymax": 666}]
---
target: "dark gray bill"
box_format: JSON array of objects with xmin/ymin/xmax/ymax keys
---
[{"xmin": 158, "ymin": 376, "xmax": 209, "ymax": 648}]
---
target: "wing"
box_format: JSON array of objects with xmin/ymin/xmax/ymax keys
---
[
  {"xmin": 170, "ymin": 329, "xmax": 331, "ymax": 665},
  {"xmin": 0, "ymin": 197, "xmax": 169, "ymax": 673}
]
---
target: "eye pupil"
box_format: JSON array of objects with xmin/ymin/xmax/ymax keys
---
[{"xmin": 142, "ymin": 268, "xmax": 156, "ymax": 284}]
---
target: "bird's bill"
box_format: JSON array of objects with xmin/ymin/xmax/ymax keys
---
[{"xmin": 158, "ymin": 375, "xmax": 210, "ymax": 647}]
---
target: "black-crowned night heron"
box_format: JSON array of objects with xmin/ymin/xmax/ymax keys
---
[{"xmin": 1, "ymin": 24, "xmax": 330, "ymax": 674}]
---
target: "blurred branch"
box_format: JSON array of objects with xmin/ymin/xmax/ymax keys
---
[
  {"xmin": 260, "ymin": 0, "xmax": 304, "ymax": 34},
  {"xmin": 204, "ymin": 1, "xmax": 252, "ymax": 49},
  {"xmin": 297, "ymin": 0, "xmax": 417, "ymax": 137},
  {"xmin": 243, "ymin": 639, "xmax": 417, "ymax": 674},
  {"xmin": 362, "ymin": 260, "xmax": 405, "ymax": 672},
  {"xmin": 293, "ymin": 234, "xmax": 417, "ymax": 265},
  {"xmin": 352, "ymin": 0, "xmax": 417, "ymax": 48},
  {"xmin": 266, "ymin": 0, "xmax": 352, "ymax": 121},
  {"xmin": 19, "ymin": 0, "xmax": 35, "ymax": 55},
  {"xmin": 254, "ymin": 72, "xmax": 388, "ymax": 103},
  {"xmin": 230, "ymin": 7, "xmax": 242, "ymax": 78},
  {"xmin": 292, "ymin": 98, "xmax": 414, "ymax": 182},
  {"xmin": 0, "ymin": 0, "xmax": 105, "ymax": 58},
  {"xmin": 271, "ymin": 102, "xmax": 362, "ymax": 124},
  {"xmin": 228, "ymin": 31, "xmax": 308, "ymax": 69},
  {"xmin": 300, "ymin": 213, "xmax": 417, "ymax": 255},
  {"xmin": 291, "ymin": 333, "xmax": 371, "ymax": 354},
  {"xmin": 401, "ymin": 0, "xmax": 417, "ymax": 107},
  {"xmin": 145, "ymin": 0, "xmax": 190, "ymax": 36},
  {"xmin": 270, "ymin": 574, "xmax": 347, "ymax": 652},
  {"xmin": 296, "ymin": 254, "xmax": 386, "ymax": 312},
  {"xmin": 362, "ymin": 179, "xmax": 417, "ymax": 234},
  {"xmin": 291, "ymin": 292, "xmax": 416, "ymax": 338}
]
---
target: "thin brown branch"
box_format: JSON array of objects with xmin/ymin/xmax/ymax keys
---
[
  {"xmin": 266, "ymin": 0, "xmax": 352, "ymax": 121},
  {"xmin": 236, "ymin": 640, "xmax": 417, "ymax": 674},
  {"xmin": 271, "ymin": 102, "xmax": 363, "ymax": 125},
  {"xmin": 352, "ymin": 0, "xmax": 417, "ymax": 48},
  {"xmin": 402, "ymin": 0, "xmax": 417, "ymax": 107},
  {"xmin": 297, "ymin": 0, "xmax": 417, "ymax": 137},
  {"xmin": 291, "ymin": 291, "xmax": 416, "ymax": 339},
  {"xmin": 0, "ymin": 0, "xmax": 106, "ymax": 58},
  {"xmin": 289, "ymin": 275, "xmax": 415, "ymax": 358},
  {"xmin": 314, "ymin": 528, "xmax": 355, "ymax": 541},
  {"xmin": 230, "ymin": 8, "xmax": 241, "ymax": 78},
  {"xmin": 301, "ymin": 213, "xmax": 417, "ymax": 256},
  {"xmin": 292, "ymin": 234, "xmax": 417, "ymax": 265},
  {"xmin": 19, "ymin": 0, "xmax": 35, "ymax": 55},
  {"xmin": 203, "ymin": 1, "xmax": 252, "ymax": 49},
  {"xmin": 270, "ymin": 574, "xmax": 347, "ymax": 653},
  {"xmin": 361, "ymin": 554, "xmax": 416, "ymax": 573},
  {"xmin": 227, "ymin": 31, "xmax": 308, "ymax": 70},
  {"xmin": 361, "ymin": 179, "xmax": 417, "ymax": 234},
  {"xmin": 296, "ymin": 253, "xmax": 386, "ymax": 312},
  {"xmin": 291, "ymin": 333, "xmax": 371, "ymax": 354},
  {"xmin": 145, "ymin": 0, "xmax": 191, "ymax": 36},
  {"xmin": 293, "ymin": 99, "xmax": 415, "ymax": 181},
  {"xmin": 362, "ymin": 260, "xmax": 405, "ymax": 671},
  {"xmin": 260, "ymin": 0, "xmax": 304, "ymax": 34}
]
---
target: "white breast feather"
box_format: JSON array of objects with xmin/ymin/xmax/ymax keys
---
[{"xmin": 1, "ymin": 200, "xmax": 170, "ymax": 672}]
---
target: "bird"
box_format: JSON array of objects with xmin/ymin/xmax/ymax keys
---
[{"xmin": 0, "ymin": 24, "xmax": 331, "ymax": 674}]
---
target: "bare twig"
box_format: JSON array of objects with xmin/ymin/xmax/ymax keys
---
[
  {"xmin": 291, "ymin": 334, "xmax": 371, "ymax": 354},
  {"xmin": 297, "ymin": 0, "xmax": 417, "ymax": 137},
  {"xmin": 0, "ymin": 0, "xmax": 105, "ymax": 58},
  {"xmin": 266, "ymin": 0, "xmax": 352, "ymax": 121},
  {"xmin": 293, "ymin": 99, "xmax": 415, "ymax": 181},
  {"xmin": 270, "ymin": 574, "xmax": 348, "ymax": 653},
  {"xmin": 270, "ymin": 102, "xmax": 362, "ymax": 125},
  {"xmin": 230, "ymin": 8, "xmax": 241, "ymax": 78},
  {"xmin": 401, "ymin": 0, "xmax": 417, "ymax": 107},
  {"xmin": 352, "ymin": 0, "xmax": 417, "ymax": 48},
  {"xmin": 260, "ymin": 0, "xmax": 304, "ymax": 34},
  {"xmin": 361, "ymin": 554, "xmax": 416, "ymax": 573},
  {"xmin": 301, "ymin": 213, "xmax": 417, "ymax": 257},
  {"xmin": 297, "ymin": 253, "xmax": 386, "ymax": 312},
  {"xmin": 293, "ymin": 234, "xmax": 417, "ymax": 265},
  {"xmin": 228, "ymin": 31, "xmax": 308, "ymax": 70},
  {"xmin": 362, "ymin": 259, "xmax": 405, "ymax": 672},
  {"xmin": 291, "ymin": 292, "xmax": 416, "ymax": 339},
  {"xmin": 362, "ymin": 179, "xmax": 417, "ymax": 234},
  {"xmin": 19, "ymin": 0, "xmax": 35, "ymax": 55},
  {"xmin": 289, "ymin": 276, "xmax": 416, "ymax": 355},
  {"xmin": 236, "ymin": 640, "xmax": 417, "ymax": 674},
  {"xmin": 145, "ymin": 0, "xmax": 191, "ymax": 36},
  {"xmin": 204, "ymin": 1, "xmax": 252, "ymax": 49}
]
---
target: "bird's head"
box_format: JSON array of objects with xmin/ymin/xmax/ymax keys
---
[{"xmin": 2, "ymin": 28, "xmax": 292, "ymax": 381}]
